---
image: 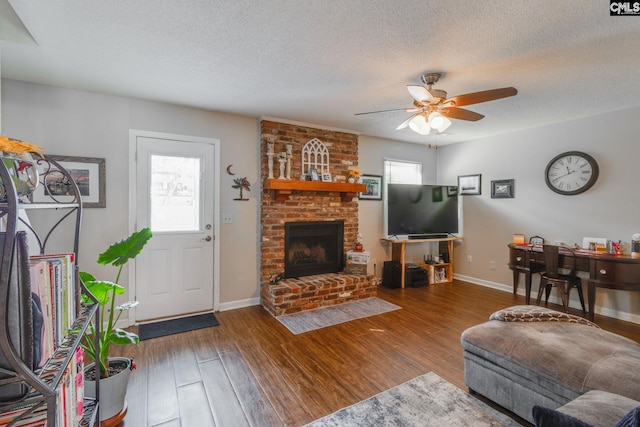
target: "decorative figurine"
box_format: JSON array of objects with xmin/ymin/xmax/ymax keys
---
[
  {"xmin": 354, "ymin": 233, "xmax": 364, "ymax": 252},
  {"xmin": 278, "ymin": 152, "xmax": 287, "ymax": 179},
  {"xmin": 232, "ymin": 177, "xmax": 251, "ymax": 201},
  {"xmin": 285, "ymin": 144, "xmax": 293, "ymax": 180},
  {"xmin": 266, "ymin": 140, "xmax": 275, "ymax": 179}
]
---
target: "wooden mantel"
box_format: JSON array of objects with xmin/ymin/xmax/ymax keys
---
[{"xmin": 263, "ymin": 179, "xmax": 366, "ymax": 202}]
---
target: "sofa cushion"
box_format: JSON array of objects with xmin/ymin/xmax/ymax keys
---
[
  {"xmin": 461, "ymin": 311, "xmax": 640, "ymax": 400},
  {"xmin": 490, "ymin": 305, "xmax": 599, "ymax": 328},
  {"xmin": 557, "ymin": 390, "xmax": 640, "ymax": 427}
]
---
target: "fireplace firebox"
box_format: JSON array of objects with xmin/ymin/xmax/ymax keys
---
[{"xmin": 284, "ymin": 220, "xmax": 344, "ymax": 278}]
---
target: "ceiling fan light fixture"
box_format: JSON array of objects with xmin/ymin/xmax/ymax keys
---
[
  {"xmin": 428, "ymin": 111, "xmax": 445, "ymax": 129},
  {"xmin": 409, "ymin": 114, "xmax": 431, "ymax": 135},
  {"xmin": 435, "ymin": 117, "xmax": 452, "ymax": 133}
]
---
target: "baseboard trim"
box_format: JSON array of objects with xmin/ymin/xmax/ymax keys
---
[
  {"xmin": 218, "ymin": 297, "xmax": 261, "ymax": 312},
  {"xmin": 454, "ymin": 274, "xmax": 640, "ymax": 325}
]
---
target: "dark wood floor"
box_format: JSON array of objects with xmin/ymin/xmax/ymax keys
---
[{"xmin": 110, "ymin": 280, "xmax": 640, "ymax": 427}]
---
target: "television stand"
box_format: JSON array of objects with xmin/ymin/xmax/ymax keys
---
[{"xmin": 380, "ymin": 235, "xmax": 463, "ymax": 288}]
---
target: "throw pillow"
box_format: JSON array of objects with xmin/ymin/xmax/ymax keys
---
[
  {"xmin": 532, "ymin": 405, "xmax": 594, "ymax": 427},
  {"xmin": 614, "ymin": 406, "xmax": 640, "ymax": 427}
]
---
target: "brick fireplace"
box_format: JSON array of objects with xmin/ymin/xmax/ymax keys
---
[{"xmin": 260, "ymin": 120, "xmax": 377, "ymax": 316}]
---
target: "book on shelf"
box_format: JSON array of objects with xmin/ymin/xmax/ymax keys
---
[
  {"xmin": 29, "ymin": 253, "xmax": 76, "ymax": 368},
  {"xmin": 0, "ymin": 347, "xmax": 84, "ymax": 427}
]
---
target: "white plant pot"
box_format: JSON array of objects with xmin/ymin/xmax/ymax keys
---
[{"xmin": 85, "ymin": 357, "xmax": 133, "ymax": 421}]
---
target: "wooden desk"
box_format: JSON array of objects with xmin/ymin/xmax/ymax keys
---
[
  {"xmin": 508, "ymin": 244, "xmax": 640, "ymax": 321},
  {"xmin": 381, "ymin": 237, "xmax": 463, "ymax": 288}
]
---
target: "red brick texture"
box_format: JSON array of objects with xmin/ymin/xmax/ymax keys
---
[
  {"xmin": 259, "ymin": 120, "xmax": 377, "ymax": 316},
  {"xmin": 262, "ymin": 273, "xmax": 378, "ymax": 317}
]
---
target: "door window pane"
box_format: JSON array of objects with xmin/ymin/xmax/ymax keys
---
[{"xmin": 150, "ymin": 154, "xmax": 201, "ymax": 232}]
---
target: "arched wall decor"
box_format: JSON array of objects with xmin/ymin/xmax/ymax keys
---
[{"xmin": 301, "ymin": 138, "xmax": 330, "ymax": 175}]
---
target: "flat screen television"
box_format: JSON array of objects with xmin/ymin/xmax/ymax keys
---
[{"xmin": 385, "ymin": 183, "xmax": 460, "ymax": 238}]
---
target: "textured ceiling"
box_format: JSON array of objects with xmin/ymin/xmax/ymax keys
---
[{"xmin": 2, "ymin": 1, "xmax": 640, "ymax": 145}]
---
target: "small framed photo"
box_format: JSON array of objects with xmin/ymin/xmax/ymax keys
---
[
  {"xmin": 321, "ymin": 173, "xmax": 332, "ymax": 182},
  {"xmin": 308, "ymin": 168, "xmax": 320, "ymax": 181},
  {"xmin": 491, "ymin": 179, "xmax": 514, "ymax": 199},
  {"xmin": 359, "ymin": 174, "xmax": 383, "ymax": 200},
  {"xmin": 458, "ymin": 174, "xmax": 481, "ymax": 195}
]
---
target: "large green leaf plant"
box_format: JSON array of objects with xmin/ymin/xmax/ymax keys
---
[{"xmin": 80, "ymin": 227, "xmax": 152, "ymax": 378}]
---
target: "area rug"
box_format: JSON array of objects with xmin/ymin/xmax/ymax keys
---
[
  {"xmin": 276, "ymin": 297, "xmax": 401, "ymax": 335},
  {"xmin": 305, "ymin": 372, "xmax": 521, "ymax": 427},
  {"xmin": 138, "ymin": 312, "xmax": 219, "ymax": 340}
]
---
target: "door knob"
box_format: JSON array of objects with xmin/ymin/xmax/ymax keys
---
[{"xmin": 202, "ymin": 235, "xmax": 212, "ymax": 242}]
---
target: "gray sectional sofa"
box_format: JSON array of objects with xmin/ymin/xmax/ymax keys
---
[{"xmin": 461, "ymin": 305, "xmax": 640, "ymax": 426}]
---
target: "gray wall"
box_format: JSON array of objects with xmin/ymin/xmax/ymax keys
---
[{"xmin": 438, "ymin": 106, "xmax": 640, "ymax": 323}]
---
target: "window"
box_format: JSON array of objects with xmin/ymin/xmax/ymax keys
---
[
  {"xmin": 384, "ymin": 160, "xmax": 422, "ymax": 184},
  {"xmin": 149, "ymin": 154, "xmax": 201, "ymax": 232}
]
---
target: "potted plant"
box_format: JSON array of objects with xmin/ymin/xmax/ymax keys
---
[{"xmin": 80, "ymin": 227, "xmax": 152, "ymax": 422}]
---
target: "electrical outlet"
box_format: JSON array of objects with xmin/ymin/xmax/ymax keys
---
[
  {"xmin": 467, "ymin": 255, "xmax": 472, "ymax": 263},
  {"xmin": 222, "ymin": 214, "xmax": 233, "ymax": 224},
  {"xmin": 490, "ymin": 261, "xmax": 496, "ymax": 270}
]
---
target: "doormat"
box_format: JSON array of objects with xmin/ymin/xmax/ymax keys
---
[
  {"xmin": 276, "ymin": 297, "xmax": 401, "ymax": 335},
  {"xmin": 138, "ymin": 313, "xmax": 219, "ymax": 340},
  {"xmin": 305, "ymin": 372, "xmax": 521, "ymax": 427}
]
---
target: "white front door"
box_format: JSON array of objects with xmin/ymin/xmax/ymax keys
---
[{"xmin": 131, "ymin": 131, "xmax": 218, "ymax": 321}]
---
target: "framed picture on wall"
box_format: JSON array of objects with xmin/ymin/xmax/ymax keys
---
[
  {"xmin": 359, "ymin": 174, "xmax": 383, "ymax": 200},
  {"xmin": 458, "ymin": 174, "xmax": 481, "ymax": 195},
  {"xmin": 30, "ymin": 155, "xmax": 106, "ymax": 208},
  {"xmin": 491, "ymin": 179, "xmax": 514, "ymax": 199}
]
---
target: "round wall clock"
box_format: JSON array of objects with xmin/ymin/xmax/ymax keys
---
[{"xmin": 545, "ymin": 151, "xmax": 599, "ymax": 195}]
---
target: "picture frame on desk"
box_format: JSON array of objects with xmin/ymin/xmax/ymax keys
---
[{"xmin": 30, "ymin": 155, "xmax": 106, "ymax": 208}]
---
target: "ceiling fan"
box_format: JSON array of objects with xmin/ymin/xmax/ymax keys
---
[{"xmin": 356, "ymin": 73, "xmax": 517, "ymax": 135}]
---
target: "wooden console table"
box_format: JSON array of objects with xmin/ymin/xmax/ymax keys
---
[
  {"xmin": 508, "ymin": 243, "xmax": 640, "ymax": 321},
  {"xmin": 381, "ymin": 236, "xmax": 463, "ymax": 288}
]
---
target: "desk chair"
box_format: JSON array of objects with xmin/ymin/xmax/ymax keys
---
[{"xmin": 536, "ymin": 245, "xmax": 586, "ymax": 314}]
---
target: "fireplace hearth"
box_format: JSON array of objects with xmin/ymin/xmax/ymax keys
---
[{"xmin": 284, "ymin": 220, "xmax": 344, "ymax": 278}]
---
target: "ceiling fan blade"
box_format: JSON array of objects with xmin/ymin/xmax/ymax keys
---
[
  {"xmin": 447, "ymin": 87, "xmax": 517, "ymax": 107},
  {"xmin": 354, "ymin": 108, "xmax": 411, "ymax": 116},
  {"xmin": 407, "ymin": 85, "xmax": 433, "ymax": 103},
  {"xmin": 442, "ymin": 107, "xmax": 484, "ymax": 121},
  {"xmin": 396, "ymin": 112, "xmax": 421, "ymax": 130}
]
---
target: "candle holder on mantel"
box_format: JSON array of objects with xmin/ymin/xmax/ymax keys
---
[
  {"xmin": 266, "ymin": 140, "xmax": 275, "ymax": 179},
  {"xmin": 285, "ymin": 144, "xmax": 292, "ymax": 180}
]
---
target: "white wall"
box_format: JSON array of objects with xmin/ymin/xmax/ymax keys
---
[
  {"xmin": 1, "ymin": 79, "xmax": 259, "ymax": 316},
  {"xmin": 438, "ymin": 106, "xmax": 640, "ymax": 323},
  {"xmin": 357, "ymin": 135, "xmax": 438, "ymax": 278}
]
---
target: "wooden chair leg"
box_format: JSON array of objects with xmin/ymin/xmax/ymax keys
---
[
  {"xmin": 536, "ymin": 281, "xmax": 547, "ymax": 306},
  {"xmin": 575, "ymin": 283, "xmax": 586, "ymax": 314}
]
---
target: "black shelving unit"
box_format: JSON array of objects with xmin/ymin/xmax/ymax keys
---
[{"xmin": 0, "ymin": 154, "xmax": 100, "ymax": 427}]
